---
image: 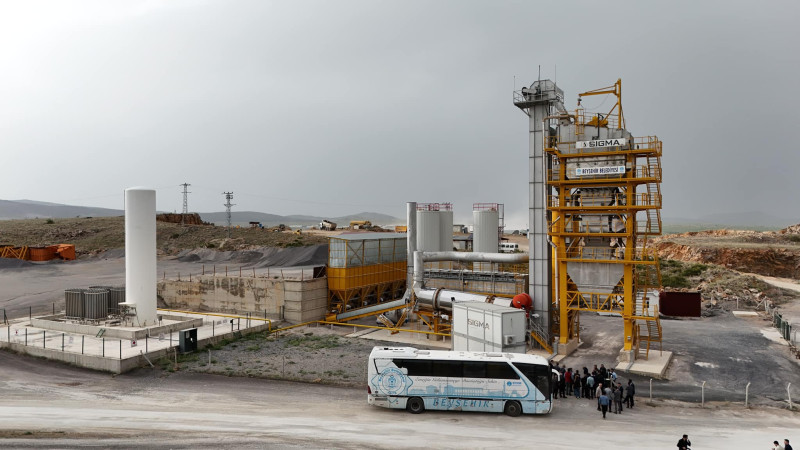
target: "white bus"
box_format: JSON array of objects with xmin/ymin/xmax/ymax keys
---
[
  {"xmin": 367, "ymin": 346, "xmax": 553, "ymax": 416},
  {"xmin": 499, "ymin": 242, "xmax": 519, "ymax": 253}
]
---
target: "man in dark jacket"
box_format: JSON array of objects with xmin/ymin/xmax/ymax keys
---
[
  {"xmin": 625, "ymin": 379, "xmax": 636, "ymax": 408},
  {"xmin": 785, "ymin": 439, "xmax": 793, "ymax": 450},
  {"xmin": 677, "ymin": 434, "xmax": 691, "ymax": 449}
]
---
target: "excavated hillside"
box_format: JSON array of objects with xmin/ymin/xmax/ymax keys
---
[
  {"xmin": 654, "ymin": 225, "xmax": 800, "ymax": 279},
  {"xmin": 0, "ymin": 216, "xmax": 328, "ymax": 257}
]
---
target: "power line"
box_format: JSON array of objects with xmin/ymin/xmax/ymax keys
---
[
  {"xmin": 223, "ymin": 192, "xmax": 235, "ymax": 238},
  {"xmin": 180, "ymin": 183, "xmax": 191, "ymax": 226}
]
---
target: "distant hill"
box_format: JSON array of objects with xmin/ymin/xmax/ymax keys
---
[
  {"xmin": 0, "ymin": 199, "xmax": 123, "ymax": 220},
  {"xmin": 198, "ymin": 211, "xmax": 403, "ymax": 227}
]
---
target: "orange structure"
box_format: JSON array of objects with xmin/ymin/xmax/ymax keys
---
[
  {"xmin": 326, "ymin": 233, "xmax": 407, "ymax": 315},
  {"xmin": 0, "ymin": 244, "xmax": 75, "ymax": 261}
]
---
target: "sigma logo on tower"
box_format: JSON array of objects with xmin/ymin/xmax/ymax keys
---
[
  {"xmin": 576, "ymin": 138, "xmax": 627, "ymax": 149},
  {"xmin": 467, "ymin": 319, "xmax": 490, "ymax": 330}
]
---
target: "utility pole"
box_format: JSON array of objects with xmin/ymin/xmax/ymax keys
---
[
  {"xmin": 180, "ymin": 183, "xmax": 191, "ymax": 226},
  {"xmin": 223, "ymin": 192, "xmax": 235, "ymax": 238}
]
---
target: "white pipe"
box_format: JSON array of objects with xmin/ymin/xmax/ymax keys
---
[{"xmin": 125, "ymin": 187, "xmax": 158, "ymax": 326}]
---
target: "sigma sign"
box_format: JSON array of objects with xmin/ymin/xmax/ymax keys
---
[
  {"xmin": 576, "ymin": 138, "xmax": 627, "ymax": 149},
  {"xmin": 467, "ymin": 318, "xmax": 490, "ymax": 330}
]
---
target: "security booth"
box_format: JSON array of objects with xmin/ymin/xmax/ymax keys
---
[{"xmin": 179, "ymin": 328, "xmax": 198, "ymax": 353}]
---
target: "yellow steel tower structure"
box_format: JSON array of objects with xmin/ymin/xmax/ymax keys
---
[{"xmin": 545, "ymin": 80, "xmax": 663, "ymax": 360}]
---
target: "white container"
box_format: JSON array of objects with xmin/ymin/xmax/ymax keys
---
[
  {"xmin": 473, "ymin": 209, "xmax": 499, "ymax": 253},
  {"xmin": 452, "ymin": 302, "xmax": 526, "ymax": 353},
  {"xmin": 416, "ymin": 210, "xmax": 441, "ymax": 252},
  {"xmin": 439, "ymin": 209, "xmax": 453, "ymax": 252}
]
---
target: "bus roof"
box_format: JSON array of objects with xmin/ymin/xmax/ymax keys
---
[{"xmin": 369, "ymin": 346, "xmax": 549, "ymax": 366}]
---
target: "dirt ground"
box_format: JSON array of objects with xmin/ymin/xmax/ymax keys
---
[{"xmin": 1, "ymin": 349, "xmax": 798, "ymax": 449}]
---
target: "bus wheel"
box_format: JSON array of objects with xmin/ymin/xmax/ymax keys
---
[
  {"xmin": 504, "ymin": 401, "xmax": 522, "ymax": 417},
  {"xmin": 406, "ymin": 397, "xmax": 425, "ymax": 414}
]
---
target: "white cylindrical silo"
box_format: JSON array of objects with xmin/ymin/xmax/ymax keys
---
[
  {"xmin": 125, "ymin": 187, "xmax": 158, "ymax": 326},
  {"xmin": 473, "ymin": 209, "xmax": 499, "ymax": 253},
  {"xmin": 439, "ymin": 209, "xmax": 453, "ymax": 252},
  {"xmin": 416, "ymin": 210, "xmax": 441, "ymax": 252}
]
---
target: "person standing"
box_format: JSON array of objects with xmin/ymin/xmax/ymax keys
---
[
  {"xmin": 598, "ymin": 391, "xmax": 610, "ymax": 419},
  {"xmin": 785, "ymin": 439, "xmax": 793, "ymax": 450},
  {"xmin": 676, "ymin": 434, "xmax": 691, "ymax": 450},
  {"xmin": 586, "ymin": 373, "xmax": 595, "ymax": 399},
  {"xmin": 596, "ymin": 383, "xmax": 604, "ymax": 411},
  {"xmin": 613, "ymin": 383, "xmax": 623, "ymax": 414},
  {"xmin": 626, "ymin": 379, "xmax": 636, "ymax": 408},
  {"xmin": 573, "ymin": 372, "xmax": 582, "ymax": 398},
  {"xmin": 772, "ymin": 441, "xmax": 785, "ymax": 450},
  {"xmin": 564, "ymin": 368, "xmax": 573, "ymax": 397}
]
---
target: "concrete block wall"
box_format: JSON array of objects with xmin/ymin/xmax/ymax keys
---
[
  {"xmin": 157, "ymin": 276, "xmax": 328, "ymax": 324},
  {"xmin": 283, "ymin": 279, "xmax": 328, "ymax": 323}
]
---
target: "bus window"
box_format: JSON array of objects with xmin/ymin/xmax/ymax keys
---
[
  {"xmin": 432, "ymin": 361, "xmax": 462, "ymax": 378},
  {"xmin": 513, "ymin": 362, "xmax": 551, "ymax": 400},
  {"xmin": 394, "ymin": 359, "xmax": 432, "ymax": 376},
  {"xmin": 486, "ymin": 362, "xmax": 519, "ymax": 380},
  {"xmin": 463, "ymin": 362, "xmax": 486, "ymax": 379}
]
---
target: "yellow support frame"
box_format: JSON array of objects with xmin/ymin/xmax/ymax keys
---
[{"xmin": 549, "ymin": 79, "xmax": 663, "ymax": 358}]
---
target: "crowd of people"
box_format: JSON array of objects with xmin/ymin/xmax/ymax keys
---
[{"xmin": 548, "ymin": 362, "xmax": 636, "ymax": 419}]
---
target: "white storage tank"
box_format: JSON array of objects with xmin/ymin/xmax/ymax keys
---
[
  {"xmin": 416, "ymin": 209, "xmax": 441, "ymax": 252},
  {"xmin": 452, "ymin": 301, "xmax": 526, "ymax": 353},
  {"xmin": 473, "ymin": 209, "xmax": 499, "ymax": 253},
  {"xmin": 439, "ymin": 209, "xmax": 453, "ymax": 252}
]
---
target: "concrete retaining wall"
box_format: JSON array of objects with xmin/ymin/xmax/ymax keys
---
[
  {"xmin": 158, "ymin": 276, "xmax": 328, "ymax": 324},
  {"xmin": 30, "ymin": 315, "xmax": 204, "ymax": 340}
]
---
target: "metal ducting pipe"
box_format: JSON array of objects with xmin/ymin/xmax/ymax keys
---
[{"xmin": 412, "ymin": 250, "xmax": 528, "ymax": 311}]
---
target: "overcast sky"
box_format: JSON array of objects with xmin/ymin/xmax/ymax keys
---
[{"xmin": 1, "ymin": 0, "xmax": 798, "ymax": 228}]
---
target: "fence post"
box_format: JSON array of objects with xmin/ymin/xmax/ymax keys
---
[
  {"xmin": 25, "ymin": 328, "xmax": 27, "ymax": 346},
  {"xmin": 212, "ymin": 321, "xmax": 214, "ymax": 337},
  {"xmin": 202, "ymin": 264, "xmax": 205, "ymax": 275},
  {"xmin": 82, "ymin": 335, "xmax": 84, "ymax": 354},
  {"xmin": 43, "ymin": 330, "xmax": 46, "ymax": 348},
  {"xmin": 225, "ymin": 266, "xmax": 228, "ymax": 276},
  {"xmin": 29, "ymin": 306, "xmax": 32, "ymax": 320},
  {"xmin": 62, "ymin": 333, "xmax": 65, "ymax": 351},
  {"xmin": 53, "ymin": 303, "xmax": 55, "ymax": 315},
  {"xmin": 745, "ymin": 382, "xmax": 751, "ymax": 408},
  {"xmin": 239, "ymin": 266, "xmax": 242, "ymax": 277},
  {"xmin": 701, "ymin": 381, "xmax": 706, "ymax": 408},
  {"xmin": 102, "ymin": 338, "xmax": 105, "ymax": 357},
  {"xmin": 119, "ymin": 340, "xmax": 122, "ymax": 359},
  {"xmin": 789, "ymin": 383, "xmax": 794, "ymax": 411}
]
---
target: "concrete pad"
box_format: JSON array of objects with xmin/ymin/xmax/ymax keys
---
[
  {"xmin": 351, "ymin": 328, "xmax": 452, "ymax": 349},
  {"xmin": 0, "ymin": 309, "xmax": 271, "ymax": 374},
  {"xmin": 732, "ymin": 310, "xmax": 759, "ymax": 317},
  {"xmin": 616, "ymin": 350, "xmax": 673, "ymax": 379}
]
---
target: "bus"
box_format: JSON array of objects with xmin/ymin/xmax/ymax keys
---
[
  {"xmin": 367, "ymin": 346, "xmax": 553, "ymax": 416},
  {"xmin": 499, "ymin": 242, "xmax": 519, "ymax": 253}
]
